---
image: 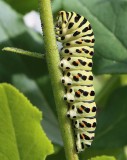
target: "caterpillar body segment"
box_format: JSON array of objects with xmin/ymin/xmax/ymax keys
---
[
  {"xmin": 63, "ymin": 85, "xmax": 95, "ymax": 103},
  {"xmin": 75, "ymin": 131, "xmax": 95, "ymax": 153},
  {"xmin": 60, "ymin": 46, "xmax": 94, "ymax": 59},
  {"xmin": 56, "ymin": 22, "xmax": 93, "ymax": 43},
  {"xmin": 61, "ymin": 70, "xmax": 93, "ymax": 86},
  {"xmin": 60, "ymin": 57, "xmax": 93, "ymax": 71},
  {"xmin": 55, "ymin": 10, "xmax": 96, "ymax": 153},
  {"xmin": 57, "ymin": 25, "xmax": 93, "ymax": 43},
  {"xmin": 74, "ymin": 117, "xmax": 96, "ymax": 132},
  {"xmin": 67, "ymin": 101, "xmax": 96, "ymax": 119},
  {"xmin": 62, "ymin": 36, "xmax": 95, "ymax": 47}
]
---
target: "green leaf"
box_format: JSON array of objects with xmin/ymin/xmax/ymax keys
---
[
  {"xmin": 37, "ymin": 76, "xmax": 57, "ymax": 117},
  {"xmin": 47, "ymin": 148, "xmax": 66, "ymax": 160},
  {"xmin": 12, "ymin": 74, "xmax": 63, "ymax": 146},
  {"xmin": 3, "ymin": 0, "xmax": 62, "ymax": 20},
  {"xmin": 4, "ymin": 0, "xmax": 38, "ymax": 14},
  {"xmin": 52, "ymin": 0, "xmax": 62, "ymax": 13},
  {"xmin": 93, "ymin": 86, "xmax": 127, "ymax": 148},
  {"xmin": 79, "ymin": 148, "xmax": 126, "ymax": 160},
  {"xmin": 0, "ymin": 83, "xmax": 54, "ymax": 160},
  {"xmin": 90, "ymin": 155, "xmax": 116, "ymax": 160},
  {"xmin": 0, "ymin": 0, "xmax": 47, "ymax": 81},
  {"xmin": 59, "ymin": 0, "xmax": 127, "ymax": 74},
  {"xmin": 95, "ymin": 75, "xmax": 121, "ymax": 107},
  {"xmin": 93, "ymin": 54, "xmax": 127, "ymax": 74}
]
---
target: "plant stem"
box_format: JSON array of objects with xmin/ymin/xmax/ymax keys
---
[
  {"xmin": 2, "ymin": 47, "xmax": 44, "ymax": 59},
  {"xmin": 39, "ymin": 0, "xmax": 79, "ymax": 160}
]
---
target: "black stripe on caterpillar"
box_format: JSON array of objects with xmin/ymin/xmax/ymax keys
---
[{"xmin": 55, "ymin": 11, "xmax": 96, "ymax": 153}]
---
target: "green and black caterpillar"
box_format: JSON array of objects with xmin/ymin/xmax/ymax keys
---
[{"xmin": 55, "ymin": 11, "xmax": 96, "ymax": 153}]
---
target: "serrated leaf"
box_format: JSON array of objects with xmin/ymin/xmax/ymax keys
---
[
  {"xmin": 90, "ymin": 155, "xmax": 116, "ymax": 160},
  {"xmin": 0, "ymin": 83, "xmax": 54, "ymax": 160},
  {"xmin": 12, "ymin": 74, "xmax": 63, "ymax": 146}
]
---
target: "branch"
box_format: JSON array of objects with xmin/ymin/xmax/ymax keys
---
[
  {"xmin": 39, "ymin": 0, "xmax": 79, "ymax": 160},
  {"xmin": 2, "ymin": 47, "xmax": 44, "ymax": 59}
]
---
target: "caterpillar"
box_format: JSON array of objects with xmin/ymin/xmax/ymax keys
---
[{"xmin": 55, "ymin": 11, "xmax": 96, "ymax": 153}]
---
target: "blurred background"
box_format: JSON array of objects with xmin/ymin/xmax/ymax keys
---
[{"xmin": 0, "ymin": 0, "xmax": 127, "ymax": 159}]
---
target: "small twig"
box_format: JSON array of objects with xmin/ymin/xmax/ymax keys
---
[{"xmin": 2, "ymin": 47, "xmax": 44, "ymax": 59}]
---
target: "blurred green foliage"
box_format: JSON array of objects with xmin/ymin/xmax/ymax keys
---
[{"xmin": 0, "ymin": 0, "xmax": 127, "ymax": 159}]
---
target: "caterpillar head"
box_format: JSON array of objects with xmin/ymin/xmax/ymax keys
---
[{"xmin": 55, "ymin": 11, "xmax": 68, "ymax": 29}]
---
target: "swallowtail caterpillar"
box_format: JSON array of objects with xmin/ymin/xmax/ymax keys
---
[{"xmin": 55, "ymin": 11, "xmax": 96, "ymax": 153}]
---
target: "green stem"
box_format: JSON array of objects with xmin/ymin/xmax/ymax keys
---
[
  {"xmin": 2, "ymin": 47, "xmax": 44, "ymax": 59},
  {"xmin": 39, "ymin": 1, "xmax": 79, "ymax": 160}
]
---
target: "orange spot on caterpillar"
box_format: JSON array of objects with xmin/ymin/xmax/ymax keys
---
[
  {"xmin": 81, "ymin": 134, "xmax": 85, "ymax": 139},
  {"xmin": 75, "ymin": 75, "xmax": 80, "ymax": 78},
  {"xmin": 76, "ymin": 61, "xmax": 80, "ymax": 64},
  {"xmin": 79, "ymin": 107, "xmax": 84, "ymax": 111},
  {"xmin": 81, "ymin": 122, "xmax": 85, "ymax": 127},
  {"xmin": 77, "ymin": 91, "xmax": 81, "ymax": 95}
]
